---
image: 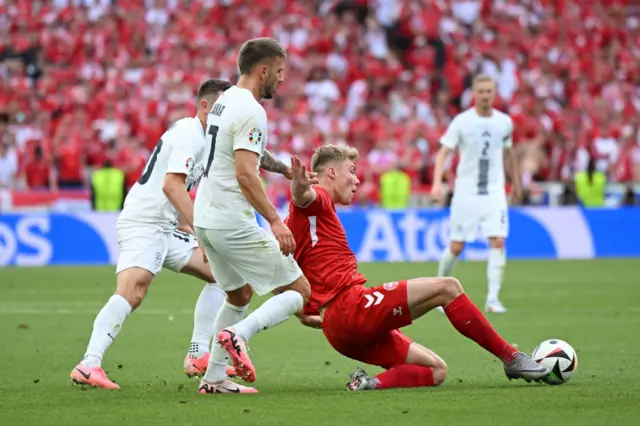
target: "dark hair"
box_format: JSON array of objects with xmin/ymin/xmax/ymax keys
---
[
  {"xmin": 237, "ymin": 38, "xmax": 287, "ymax": 75},
  {"xmin": 197, "ymin": 79, "xmax": 232, "ymax": 101}
]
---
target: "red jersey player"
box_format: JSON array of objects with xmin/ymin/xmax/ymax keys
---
[{"xmin": 286, "ymin": 145, "xmax": 549, "ymax": 391}]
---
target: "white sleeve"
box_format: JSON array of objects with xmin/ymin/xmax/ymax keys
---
[
  {"xmin": 166, "ymin": 125, "xmax": 200, "ymax": 176},
  {"xmin": 440, "ymin": 116, "xmax": 461, "ymax": 149},
  {"xmin": 233, "ymin": 109, "xmax": 267, "ymax": 155},
  {"xmin": 503, "ymin": 117, "xmax": 514, "ymax": 149}
]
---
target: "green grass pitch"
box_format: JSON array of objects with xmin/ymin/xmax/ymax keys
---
[{"xmin": 1, "ymin": 259, "xmax": 640, "ymax": 426}]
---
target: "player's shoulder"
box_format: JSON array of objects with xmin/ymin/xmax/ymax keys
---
[
  {"xmin": 224, "ymin": 87, "xmax": 266, "ymax": 117},
  {"xmin": 491, "ymin": 109, "xmax": 513, "ymax": 124},
  {"xmin": 452, "ymin": 108, "xmax": 476, "ymax": 124},
  {"xmin": 312, "ymin": 186, "xmax": 334, "ymax": 211},
  {"xmin": 164, "ymin": 117, "xmax": 202, "ymax": 140}
]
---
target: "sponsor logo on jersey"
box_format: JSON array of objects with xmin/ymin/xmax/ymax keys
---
[
  {"xmin": 185, "ymin": 157, "xmax": 195, "ymax": 172},
  {"xmin": 392, "ymin": 307, "xmax": 403, "ymax": 316},
  {"xmin": 248, "ymin": 128, "xmax": 262, "ymax": 145},
  {"xmin": 383, "ymin": 281, "xmax": 399, "ymax": 291}
]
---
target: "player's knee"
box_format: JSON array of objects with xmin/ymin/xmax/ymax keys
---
[
  {"xmin": 489, "ymin": 237, "xmax": 505, "ymax": 249},
  {"xmin": 432, "ymin": 361, "xmax": 448, "ymax": 386},
  {"xmin": 118, "ymin": 281, "xmax": 149, "ymax": 310},
  {"xmin": 227, "ymin": 284, "xmax": 253, "ymax": 306},
  {"xmin": 449, "ymin": 241, "xmax": 465, "ymax": 256},
  {"xmin": 441, "ymin": 277, "xmax": 463, "ymax": 301}
]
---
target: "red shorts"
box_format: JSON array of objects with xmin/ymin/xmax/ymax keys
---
[{"xmin": 321, "ymin": 280, "xmax": 413, "ymax": 369}]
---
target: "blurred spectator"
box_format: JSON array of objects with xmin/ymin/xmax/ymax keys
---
[
  {"xmin": 574, "ymin": 159, "xmax": 607, "ymax": 208},
  {"xmin": 0, "ymin": 140, "xmax": 18, "ymax": 189},
  {"xmin": 90, "ymin": 160, "xmax": 126, "ymax": 212},
  {"xmin": 380, "ymin": 165, "xmax": 411, "ymax": 209},
  {"xmin": 0, "ymin": 0, "xmax": 637, "ymax": 205},
  {"xmin": 0, "ymin": 113, "xmax": 18, "ymax": 189},
  {"xmin": 621, "ymin": 185, "xmax": 637, "ymax": 206},
  {"xmin": 560, "ymin": 182, "xmax": 578, "ymax": 206},
  {"xmin": 23, "ymin": 144, "xmax": 57, "ymax": 191}
]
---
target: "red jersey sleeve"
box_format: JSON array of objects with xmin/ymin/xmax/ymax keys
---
[{"xmin": 291, "ymin": 186, "xmax": 332, "ymax": 216}]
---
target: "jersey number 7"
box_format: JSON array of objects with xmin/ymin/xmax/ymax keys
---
[
  {"xmin": 204, "ymin": 125, "xmax": 219, "ymax": 178},
  {"xmin": 138, "ymin": 139, "xmax": 164, "ymax": 185}
]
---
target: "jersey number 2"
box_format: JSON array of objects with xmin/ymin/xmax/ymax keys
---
[
  {"xmin": 478, "ymin": 141, "xmax": 490, "ymax": 195},
  {"xmin": 204, "ymin": 125, "xmax": 219, "ymax": 178},
  {"xmin": 138, "ymin": 139, "xmax": 164, "ymax": 185}
]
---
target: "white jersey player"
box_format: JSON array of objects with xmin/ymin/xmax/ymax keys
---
[
  {"xmin": 70, "ymin": 79, "xmax": 295, "ymax": 390},
  {"xmin": 194, "ymin": 38, "xmax": 316, "ymax": 395},
  {"xmin": 71, "ymin": 80, "xmax": 234, "ymax": 390},
  {"xmin": 432, "ymin": 74, "xmax": 522, "ymax": 314}
]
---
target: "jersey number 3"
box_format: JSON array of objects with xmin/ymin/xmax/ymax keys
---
[
  {"xmin": 138, "ymin": 139, "xmax": 164, "ymax": 185},
  {"xmin": 204, "ymin": 125, "xmax": 219, "ymax": 178}
]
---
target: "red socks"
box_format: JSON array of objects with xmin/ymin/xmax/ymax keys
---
[
  {"xmin": 374, "ymin": 364, "xmax": 435, "ymax": 389},
  {"xmin": 444, "ymin": 294, "xmax": 518, "ymax": 364}
]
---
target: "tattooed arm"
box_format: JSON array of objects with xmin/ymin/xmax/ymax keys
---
[{"xmin": 260, "ymin": 150, "xmax": 293, "ymax": 179}]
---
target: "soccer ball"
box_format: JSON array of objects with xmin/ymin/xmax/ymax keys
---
[{"xmin": 532, "ymin": 339, "xmax": 577, "ymax": 385}]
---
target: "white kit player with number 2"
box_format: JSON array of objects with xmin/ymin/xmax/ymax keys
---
[
  {"xmin": 70, "ymin": 80, "xmax": 237, "ymax": 390},
  {"xmin": 194, "ymin": 38, "xmax": 314, "ymax": 395},
  {"xmin": 431, "ymin": 74, "xmax": 523, "ymax": 314}
]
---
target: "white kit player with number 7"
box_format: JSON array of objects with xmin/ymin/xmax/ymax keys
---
[
  {"xmin": 70, "ymin": 79, "xmax": 295, "ymax": 390},
  {"xmin": 431, "ymin": 74, "xmax": 522, "ymax": 314},
  {"xmin": 194, "ymin": 38, "xmax": 316, "ymax": 395}
]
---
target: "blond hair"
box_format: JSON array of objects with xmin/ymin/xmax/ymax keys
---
[
  {"xmin": 472, "ymin": 73, "xmax": 495, "ymax": 87},
  {"xmin": 311, "ymin": 144, "xmax": 359, "ymax": 173}
]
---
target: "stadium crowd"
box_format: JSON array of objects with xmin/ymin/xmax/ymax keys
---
[{"xmin": 0, "ymin": 0, "xmax": 639, "ymax": 205}]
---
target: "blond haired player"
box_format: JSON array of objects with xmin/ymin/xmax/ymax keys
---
[
  {"xmin": 285, "ymin": 144, "xmax": 547, "ymax": 391},
  {"xmin": 431, "ymin": 74, "xmax": 522, "ymax": 313}
]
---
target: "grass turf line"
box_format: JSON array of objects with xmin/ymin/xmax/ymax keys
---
[{"xmin": 1, "ymin": 259, "xmax": 639, "ymax": 426}]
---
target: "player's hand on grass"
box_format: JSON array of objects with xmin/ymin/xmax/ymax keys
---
[
  {"xmin": 290, "ymin": 155, "xmax": 319, "ymax": 186},
  {"xmin": 271, "ymin": 220, "xmax": 296, "ymax": 256}
]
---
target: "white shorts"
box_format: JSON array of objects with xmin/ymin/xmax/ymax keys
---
[
  {"xmin": 449, "ymin": 194, "xmax": 509, "ymax": 243},
  {"xmin": 195, "ymin": 225, "xmax": 302, "ymax": 296},
  {"xmin": 116, "ymin": 224, "xmax": 199, "ymax": 275}
]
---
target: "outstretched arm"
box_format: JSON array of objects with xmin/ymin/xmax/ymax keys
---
[
  {"xmin": 290, "ymin": 156, "xmax": 319, "ymax": 207},
  {"xmin": 260, "ymin": 150, "xmax": 293, "ymax": 179}
]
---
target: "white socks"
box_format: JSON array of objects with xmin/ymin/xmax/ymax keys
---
[
  {"xmin": 82, "ymin": 295, "xmax": 132, "ymax": 367},
  {"xmin": 188, "ymin": 283, "xmax": 227, "ymax": 357},
  {"xmin": 438, "ymin": 247, "xmax": 459, "ymax": 277},
  {"xmin": 204, "ymin": 300, "xmax": 249, "ymax": 383},
  {"xmin": 233, "ymin": 290, "xmax": 304, "ymax": 341},
  {"xmin": 487, "ymin": 248, "xmax": 506, "ymax": 302}
]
